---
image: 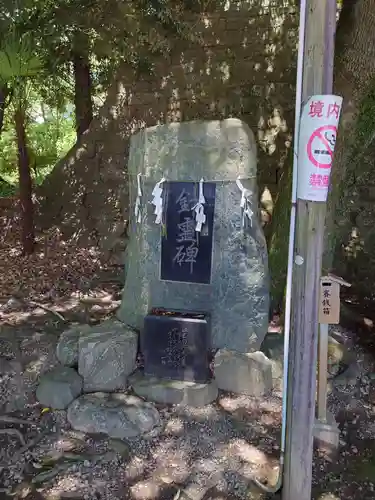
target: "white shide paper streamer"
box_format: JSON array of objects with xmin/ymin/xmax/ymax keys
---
[
  {"xmin": 192, "ymin": 178, "xmax": 206, "ymax": 232},
  {"xmin": 151, "ymin": 177, "xmax": 165, "ymax": 224},
  {"xmin": 236, "ymin": 177, "xmax": 253, "ymax": 227},
  {"xmin": 134, "ymin": 173, "xmax": 142, "ymax": 223}
]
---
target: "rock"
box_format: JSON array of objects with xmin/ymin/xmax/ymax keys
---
[
  {"xmin": 180, "ymin": 469, "xmax": 224, "ymax": 500},
  {"xmin": 129, "ymin": 371, "xmax": 218, "ymax": 407},
  {"xmin": 260, "ymin": 333, "xmax": 356, "ymax": 390},
  {"xmin": 78, "ymin": 320, "xmax": 137, "ymax": 392},
  {"xmin": 117, "ymin": 119, "xmax": 270, "ymax": 353},
  {"xmin": 0, "ymin": 358, "xmax": 27, "ymax": 413},
  {"xmin": 332, "ymin": 361, "xmax": 361, "ymax": 389},
  {"xmin": 67, "ymin": 393, "xmax": 160, "ymax": 440},
  {"xmin": 214, "ymin": 349, "xmax": 272, "ymax": 396},
  {"xmin": 327, "ymin": 336, "xmax": 355, "ymax": 378},
  {"xmin": 36, "ymin": 366, "xmax": 83, "ymax": 410},
  {"xmin": 108, "ymin": 439, "xmax": 131, "ymax": 459},
  {"xmin": 260, "ymin": 332, "xmax": 284, "ymax": 389},
  {"xmin": 56, "ymin": 325, "xmax": 91, "ymax": 367}
]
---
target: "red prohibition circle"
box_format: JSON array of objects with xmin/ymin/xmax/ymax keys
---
[{"xmin": 307, "ymin": 125, "xmax": 337, "ymax": 169}]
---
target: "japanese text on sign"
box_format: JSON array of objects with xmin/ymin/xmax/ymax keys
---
[
  {"xmin": 308, "ymin": 100, "xmax": 341, "ymax": 120},
  {"xmin": 318, "ymin": 280, "xmax": 340, "ymax": 324},
  {"xmin": 321, "ymin": 287, "xmax": 331, "ymax": 316},
  {"xmin": 172, "ymin": 189, "xmax": 199, "ymax": 274},
  {"xmin": 160, "ymin": 181, "xmax": 215, "ymax": 285},
  {"xmin": 297, "ymin": 95, "xmax": 343, "ymax": 202},
  {"xmin": 161, "ymin": 327, "xmax": 188, "ymax": 368}
]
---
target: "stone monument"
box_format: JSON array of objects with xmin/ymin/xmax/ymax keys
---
[{"xmin": 117, "ymin": 118, "xmax": 271, "ymax": 400}]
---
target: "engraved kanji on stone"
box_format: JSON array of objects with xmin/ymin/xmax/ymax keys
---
[
  {"xmin": 176, "ymin": 217, "xmax": 196, "ymax": 243},
  {"xmin": 176, "ymin": 189, "xmax": 190, "ymax": 214}
]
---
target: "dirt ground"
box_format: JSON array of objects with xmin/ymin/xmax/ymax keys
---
[
  {"xmin": 1, "ymin": 207, "xmax": 375, "ymax": 500},
  {"xmin": 1, "ymin": 310, "xmax": 375, "ymax": 500}
]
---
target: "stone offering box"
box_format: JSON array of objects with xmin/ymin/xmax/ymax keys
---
[
  {"xmin": 117, "ymin": 119, "xmax": 271, "ymax": 398},
  {"xmin": 141, "ymin": 309, "xmax": 211, "ymax": 383}
]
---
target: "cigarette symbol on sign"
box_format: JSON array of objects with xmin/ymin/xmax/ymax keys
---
[{"xmin": 307, "ymin": 125, "xmax": 337, "ymax": 169}]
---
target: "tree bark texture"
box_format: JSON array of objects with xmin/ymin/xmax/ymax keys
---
[
  {"xmin": 0, "ymin": 84, "xmax": 10, "ymax": 136},
  {"xmin": 324, "ymin": 0, "xmax": 375, "ymax": 299},
  {"xmin": 15, "ymin": 107, "xmax": 35, "ymax": 255},
  {"xmin": 37, "ymin": 2, "xmax": 298, "ymax": 262},
  {"xmin": 72, "ymin": 33, "xmax": 93, "ymax": 138}
]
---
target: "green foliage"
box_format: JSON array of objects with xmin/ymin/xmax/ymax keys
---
[
  {"xmin": 29, "ymin": 108, "xmax": 76, "ymax": 184},
  {"xmin": 0, "ymin": 178, "xmax": 16, "ymax": 196},
  {"xmin": 354, "ymin": 80, "xmax": 375, "ymax": 153},
  {"xmin": 0, "ymin": 0, "xmax": 210, "ymax": 198},
  {"xmin": 0, "ymin": 103, "xmax": 75, "ymax": 186},
  {"xmin": 0, "ymin": 31, "xmax": 43, "ymax": 83}
]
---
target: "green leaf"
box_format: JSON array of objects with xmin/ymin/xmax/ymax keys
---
[{"xmin": 0, "ymin": 31, "xmax": 44, "ymax": 83}]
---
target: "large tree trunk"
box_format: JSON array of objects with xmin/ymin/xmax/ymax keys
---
[
  {"xmin": 324, "ymin": 0, "xmax": 375, "ymax": 299},
  {"xmin": 268, "ymin": 0, "xmax": 375, "ymax": 309},
  {"xmin": 37, "ymin": 2, "xmax": 298, "ymax": 265},
  {"xmin": 72, "ymin": 33, "xmax": 93, "ymax": 138},
  {"xmin": 0, "ymin": 84, "xmax": 10, "ymax": 136},
  {"xmin": 15, "ymin": 107, "xmax": 35, "ymax": 255}
]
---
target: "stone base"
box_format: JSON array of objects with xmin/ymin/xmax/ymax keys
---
[
  {"xmin": 67, "ymin": 393, "xmax": 160, "ymax": 440},
  {"xmin": 314, "ymin": 411, "xmax": 340, "ymax": 460},
  {"xmin": 129, "ymin": 371, "xmax": 218, "ymax": 407}
]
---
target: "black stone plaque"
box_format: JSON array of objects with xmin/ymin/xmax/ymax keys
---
[
  {"xmin": 160, "ymin": 181, "xmax": 216, "ymax": 284},
  {"xmin": 141, "ymin": 311, "xmax": 210, "ymax": 383}
]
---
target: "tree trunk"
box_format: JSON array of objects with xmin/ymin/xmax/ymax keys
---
[
  {"xmin": 0, "ymin": 84, "xmax": 9, "ymax": 136},
  {"xmin": 72, "ymin": 33, "xmax": 93, "ymax": 138},
  {"xmin": 15, "ymin": 107, "xmax": 35, "ymax": 255},
  {"xmin": 324, "ymin": 0, "xmax": 375, "ymax": 296}
]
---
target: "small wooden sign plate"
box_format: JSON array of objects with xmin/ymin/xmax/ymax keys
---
[{"xmin": 318, "ymin": 278, "xmax": 340, "ymax": 325}]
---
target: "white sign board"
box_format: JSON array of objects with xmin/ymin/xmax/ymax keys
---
[{"xmin": 297, "ymin": 95, "xmax": 343, "ymax": 202}]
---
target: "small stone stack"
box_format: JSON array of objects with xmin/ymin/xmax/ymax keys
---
[{"xmin": 36, "ymin": 320, "xmax": 161, "ymax": 439}]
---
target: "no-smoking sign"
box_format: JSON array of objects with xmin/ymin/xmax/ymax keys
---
[
  {"xmin": 297, "ymin": 95, "xmax": 343, "ymax": 202},
  {"xmin": 307, "ymin": 125, "xmax": 337, "ymax": 169}
]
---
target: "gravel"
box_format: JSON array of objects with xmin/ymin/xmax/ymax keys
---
[{"xmin": 1, "ymin": 322, "xmax": 375, "ymax": 499}]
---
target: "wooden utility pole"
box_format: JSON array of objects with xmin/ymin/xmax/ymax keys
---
[{"xmin": 282, "ymin": 1, "xmax": 337, "ymax": 499}]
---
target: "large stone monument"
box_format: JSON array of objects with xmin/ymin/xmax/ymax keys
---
[
  {"xmin": 117, "ymin": 119, "xmax": 270, "ymax": 360},
  {"xmin": 36, "ymin": 119, "xmax": 272, "ymax": 421}
]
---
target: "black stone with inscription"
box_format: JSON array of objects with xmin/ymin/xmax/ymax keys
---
[
  {"xmin": 141, "ymin": 311, "xmax": 210, "ymax": 383},
  {"xmin": 160, "ymin": 181, "xmax": 216, "ymax": 284}
]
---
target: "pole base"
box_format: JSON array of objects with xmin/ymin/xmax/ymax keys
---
[{"xmin": 314, "ymin": 411, "xmax": 340, "ymax": 460}]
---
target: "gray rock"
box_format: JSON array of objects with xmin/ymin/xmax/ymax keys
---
[
  {"xmin": 214, "ymin": 349, "xmax": 272, "ymax": 396},
  {"xmin": 327, "ymin": 336, "xmax": 355, "ymax": 378},
  {"xmin": 332, "ymin": 361, "xmax": 361, "ymax": 388},
  {"xmin": 117, "ymin": 119, "xmax": 269, "ymax": 353},
  {"xmin": 129, "ymin": 371, "xmax": 218, "ymax": 407},
  {"xmin": 260, "ymin": 332, "xmax": 284, "ymax": 383},
  {"xmin": 78, "ymin": 320, "xmax": 137, "ymax": 392},
  {"xmin": 36, "ymin": 366, "xmax": 83, "ymax": 409},
  {"xmin": 56, "ymin": 325, "xmax": 91, "ymax": 367},
  {"xmin": 67, "ymin": 393, "xmax": 160, "ymax": 439},
  {"xmin": 0, "ymin": 358, "xmax": 26, "ymax": 413}
]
